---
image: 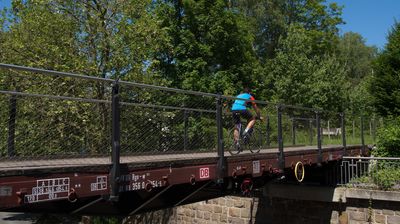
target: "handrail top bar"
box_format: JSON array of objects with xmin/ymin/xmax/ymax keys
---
[
  {"xmin": 0, "ymin": 90, "xmax": 110, "ymax": 104},
  {"xmin": 343, "ymin": 156, "xmax": 400, "ymax": 160},
  {"xmin": 0, "ymin": 63, "xmax": 337, "ymax": 113},
  {"xmin": 289, "ymin": 117, "xmax": 316, "ymax": 121},
  {"xmin": 118, "ymin": 80, "xmax": 218, "ymax": 97},
  {"xmin": 0, "ymin": 90, "xmax": 215, "ymax": 113},
  {"xmin": 283, "ymin": 104, "xmax": 322, "ymax": 112},
  {"xmin": 0, "ymin": 63, "xmax": 219, "ymax": 97},
  {"xmin": 0, "ymin": 63, "xmax": 113, "ymax": 83}
]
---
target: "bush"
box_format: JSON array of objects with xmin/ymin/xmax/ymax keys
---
[
  {"xmin": 372, "ymin": 167, "xmax": 400, "ymax": 190},
  {"xmin": 373, "ymin": 117, "xmax": 400, "ymax": 157}
]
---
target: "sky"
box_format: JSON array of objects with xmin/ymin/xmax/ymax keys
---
[
  {"xmin": 1, "ymin": 0, "xmax": 399, "ymax": 49},
  {"xmin": 326, "ymin": 0, "xmax": 400, "ymax": 49}
]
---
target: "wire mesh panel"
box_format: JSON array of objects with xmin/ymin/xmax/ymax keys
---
[
  {"xmin": 0, "ymin": 95, "xmax": 111, "ymax": 159},
  {"xmin": 320, "ymin": 112, "xmax": 343, "ymax": 146},
  {"xmin": 280, "ymin": 106, "xmax": 318, "ymax": 148},
  {"xmin": 0, "ymin": 67, "xmax": 113, "ymax": 161},
  {"xmin": 361, "ymin": 116, "xmax": 380, "ymax": 146},
  {"xmin": 119, "ymin": 83, "xmax": 217, "ymax": 158},
  {"xmin": 261, "ymin": 104, "xmax": 279, "ymax": 149},
  {"xmin": 345, "ymin": 115, "xmax": 363, "ymax": 145},
  {"xmin": 0, "ymin": 94, "xmax": 9, "ymax": 157}
]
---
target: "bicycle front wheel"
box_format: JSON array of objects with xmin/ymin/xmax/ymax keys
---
[{"xmin": 246, "ymin": 128, "xmax": 262, "ymax": 153}]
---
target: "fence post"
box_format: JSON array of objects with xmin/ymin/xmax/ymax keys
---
[
  {"xmin": 361, "ymin": 116, "xmax": 365, "ymax": 156},
  {"xmin": 7, "ymin": 94, "xmax": 16, "ymax": 157},
  {"xmin": 266, "ymin": 115, "xmax": 270, "ymax": 147},
  {"xmin": 277, "ymin": 105, "xmax": 285, "ymax": 172},
  {"xmin": 309, "ymin": 119, "xmax": 313, "ymax": 145},
  {"xmin": 216, "ymin": 94, "xmax": 225, "ymax": 184},
  {"xmin": 184, "ymin": 110, "xmax": 189, "ymax": 151},
  {"xmin": 372, "ymin": 116, "xmax": 376, "ymax": 142},
  {"xmin": 291, "ymin": 118, "xmax": 296, "ymax": 146},
  {"xmin": 110, "ymin": 80, "xmax": 121, "ymax": 201},
  {"xmin": 316, "ymin": 111, "xmax": 322, "ymax": 164},
  {"xmin": 341, "ymin": 112, "xmax": 347, "ymax": 155},
  {"xmin": 327, "ymin": 120, "xmax": 331, "ymax": 140}
]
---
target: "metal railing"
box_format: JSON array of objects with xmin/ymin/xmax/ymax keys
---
[
  {"xmin": 0, "ymin": 63, "xmax": 377, "ymax": 197},
  {"xmin": 0, "ymin": 63, "xmax": 376, "ymax": 159},
  {"xmin": 339, "ymin": 156, "xmax": 400, "ymax": 190}
]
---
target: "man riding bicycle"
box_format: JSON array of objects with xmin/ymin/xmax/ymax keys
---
[{"xmin": 231, "ymin": 87, "xmax": 261, "ymax": 148}]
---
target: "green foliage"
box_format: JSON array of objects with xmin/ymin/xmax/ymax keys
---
[
  {"xmin": 373, "ymin": 117, "xmax": 400, "ymax": 157},
  {"xmin": 348, "ymin": 76, "xmax": 375, "ymax": 116},
  {"xmin": 262, "ymin": 25, "xmax": 347, "ymax": 111},
  {"xmin": 0, "ymin": 0, "xmax": 381, "ymax": 158},
  {"xmin": 337, "ymin": 32, "xmax": 377, "ymax": 84},
  {"xmin": 349, "ymin": 167, "xmax": 400, "ymax": 190},
  {"xmin": 372, "ymin": 167, "xmax": 400, "ymax": 190},
  {"xmin": 369, "ymin": 22, "xmax": 400, "ymax": 116},
  {"xmin": 336, "ymin": 32, "xmax": 377, "ymax": 116},
  {"xmin": 0, "ymin": 0, "xmax": 168, "ymax": 157},
  {"xmin": 154, "ymin": 0, "xmax": 258, "ymax": 94},
  {"xmin": 233, "ymin": 0, "xmax": 344, "ymax": 59}
]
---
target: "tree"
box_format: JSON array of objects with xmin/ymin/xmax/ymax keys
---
[
  {"xmin": 337, "ymin": 32, "xmax": 377, "ymax": 85},
  {"xmin": 0, "ymin": 2, "xmax": 85, "ymax": 156},
  {"xmin": 369, "ymin": 22, "xmax": 400, "ymax": 116},
  {"xmin": 335, "ymin": 32, "xmax": 377, "ymax": 117},
  {"xmin": 262, "ymin": 24, "xmax": 347, "ymax": 112},
  {"xmin": 153, "ymin": 0, "xmax": 258, "ymax": 95},
  {"xmin": 0, "ymin": 0, "xmax": 165, "ymax": 156},
  {"xmin": 232, "ymin": 0, "xmax": 344, "ymax": 59},
  {"xmin": 374, "ymin": 116, "xmax": 400, "ymax": 157}
]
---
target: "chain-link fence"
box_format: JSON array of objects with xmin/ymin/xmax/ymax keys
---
[
  {"xmin": 0, "ymin": 67, "xmax": 112, "ymax": 162},
  {"xmin": 280, "ymin": 105, "xmax": 319, "ymax": 148},
  {"xmin": 0, "ymin": 63, "xmax": 379, "ymax": 170},
  {"xmin": 119, "ymin": 83, "xmax": 217, "ymax": 157}
]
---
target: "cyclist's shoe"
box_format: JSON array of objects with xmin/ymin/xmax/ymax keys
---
[
  {"xmin": 234, "ymin": 142, "xmax": 241, "ymax": 152},
  {"xmin": 243, "ymin": 133, "xmax": 250, "ymax": 144},
  {"xmin": 243, "ymin": 135, "xmax": 250, "ymax": 144}
]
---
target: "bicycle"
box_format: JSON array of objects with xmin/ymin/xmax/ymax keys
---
[{"xmin": 227, "ymin": 120, "xmax": 263, "ymax": 155}]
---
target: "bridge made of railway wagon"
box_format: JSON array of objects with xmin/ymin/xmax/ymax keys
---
[{"xmin": 0, "ymin": 64, "xmax": 371, "ymax": 215}]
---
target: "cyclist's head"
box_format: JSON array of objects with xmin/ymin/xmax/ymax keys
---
[{"xmin": 243, "ymin": 87, "xmax": 251, "ymax": 94}]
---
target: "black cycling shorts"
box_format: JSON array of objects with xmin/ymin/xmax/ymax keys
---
[{"xmin": 232, "ymin": 110, "xmax": 254, "ymax": 125}]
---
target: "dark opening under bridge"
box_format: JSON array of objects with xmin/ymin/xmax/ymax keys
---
[{"xmin": 0, "ymin": 64, "xmax": 375, "ymax": 215}]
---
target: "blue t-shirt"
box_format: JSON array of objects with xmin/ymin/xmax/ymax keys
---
[{"xmin": 231, "ymin": 93, "xmax": 255, "ymax": 111}]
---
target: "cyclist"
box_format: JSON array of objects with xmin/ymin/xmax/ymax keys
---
[{"xmin": 231, "ymin": 87, "xmax": 261, "ymax": 148}]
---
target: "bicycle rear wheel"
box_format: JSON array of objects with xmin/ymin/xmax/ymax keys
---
[{"xmin": 227, "ymin": 128, "xmax": 241, "ymax": 155}]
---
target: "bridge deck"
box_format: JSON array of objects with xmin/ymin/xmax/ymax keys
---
[
  {"xmin": 0, "ymin": 144, "xmax": 357, "ymax": 173},
  {"xmin": 0, "ymin": 144, "xmax": 365, "ymax": 213}
]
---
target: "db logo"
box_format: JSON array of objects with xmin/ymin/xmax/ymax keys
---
[{"xmin": 199, "ymin": 168, "xmax": 210, "ymax": 179}]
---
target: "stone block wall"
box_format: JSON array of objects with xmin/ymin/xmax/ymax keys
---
[
  {"xmin": 166, "ymin": 191, "xmax": 400, "ymax": 224},
  {"xmin": 252, "ymin": 196, "xmax": 400, "ymax": 224},
  {"xmin": 86, "ymin": 188, "xmax": 400, "ymax": 224},
  {"xmin": 167, "ymin": 196, "xmax": 258, "ymax": 224},
  {"xmin": 335, "ymin": 199, "xmax": 400, "ymax": 224}
]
